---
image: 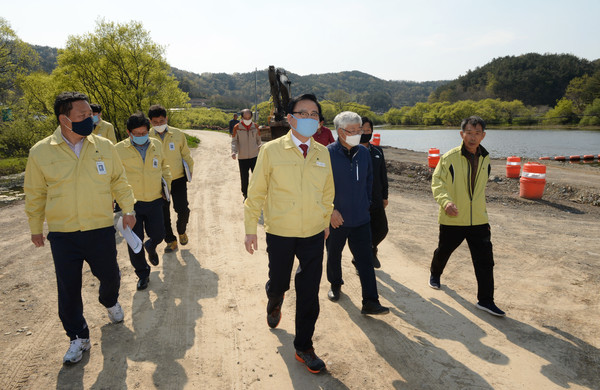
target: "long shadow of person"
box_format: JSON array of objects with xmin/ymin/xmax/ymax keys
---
[
  {"xmin": 56, "ymin": 349, "xmax": 91, "ymax": 390},
  {"xmin": 376, "ymin": 270, "xmax": 509, "ymax": 365},
  {"xmin": 89, "ymin": 249, "xmax": 218, "ymax": 390},
  {"xmin": 445, "ymin": 287, "xmax": 600, "ymax": 389},
  {"xmin": 337, "ymin": 287, "xmax": 494, "ymax": 389},
  {"xmin": 271, "ymin": 328, "xmax": 350, "ymax": 390}
]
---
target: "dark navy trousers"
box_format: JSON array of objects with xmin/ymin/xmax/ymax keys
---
[
  {"xmin": 265, "ymin": 231, "xmax": 324, "ymax": 352},
  {"xmin": 48, "ymin": 226, "xmax": 120, "ymax": 340},
  {"xmin": 163, "ymin": 177, "xmax": 190, "ymax": 243},
  {"xmin": 430, "ymin": 224, "xmax": 495, "ymax": 304},
  {"xmin": 326, "ymin": 222, "xmax": 380, "ymax": 304},
  {"xmin": 129, "ymin": 198, "xmax": 165, "ymax": 279}
]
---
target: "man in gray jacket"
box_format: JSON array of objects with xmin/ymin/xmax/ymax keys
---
[{"xmin": 232, "ymin": 109, "xmax": 262, "ymax": 200}]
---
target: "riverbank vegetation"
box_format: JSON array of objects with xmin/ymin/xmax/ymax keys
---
[{"xmin": 0, "ymin": 17, "xmax": 598, "ymax": 169}]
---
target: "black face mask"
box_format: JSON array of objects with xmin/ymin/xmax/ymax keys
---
[
  {"xmin": 360, "ymin": 133, "xmax": 373, "ymax": 143},
  {"xmin": 66, "ymin": 116, "xmax": 94, "ymax": 136}
]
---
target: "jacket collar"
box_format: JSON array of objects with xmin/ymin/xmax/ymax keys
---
[
  {"xmin": 460, "ymin": 142, "xmax": 489, "ymax": 158},
  {"xmin": 49, "ymin": 127, "xmax": 96, "ymax": 146}
]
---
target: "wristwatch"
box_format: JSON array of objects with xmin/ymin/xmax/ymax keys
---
[{"xmin": 124, "ymin": 211, "xmax": 136, "ymax": 217}]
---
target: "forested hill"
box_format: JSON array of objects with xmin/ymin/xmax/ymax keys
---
[
  {"xmin": 429, "ymin": 53, "xmax": 600, "ymax": 106},
  {"xmin": 171, "ymin": 68, "xmax": 447, "ymax": 112}
]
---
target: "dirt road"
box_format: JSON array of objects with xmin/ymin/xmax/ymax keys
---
[{"xmin": 1, "ymin": 130, "xmax": 599, "ymax": 389}]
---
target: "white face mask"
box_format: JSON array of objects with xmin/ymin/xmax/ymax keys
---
[
  {"xmin": 242, "ymin": 119, "xmax": 252, "ymax": 126},
  {"xmin": 345, "ymin": 134, "xmax": 361, "ymax": 147},
  {"xmin": 154, "ymin": 124, "xmax": 167, "ymax": 133}
]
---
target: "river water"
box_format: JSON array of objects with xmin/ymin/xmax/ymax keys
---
[{"xmin": 368, "ymin": 128, "xmax": 600, "ymax": 159}]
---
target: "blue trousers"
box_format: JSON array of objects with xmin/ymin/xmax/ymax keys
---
[
  {"xmin": 326, "ymin": 222, "xmax": 380, "ymax": 304},
  {"xmin": 129, "ymin": 198, "xmax": 165, "ymax": 279},
  {"xmin": 48, "ymin": 226, "xmax": 120, "ymax": 340},
  {"xmin": 266, "ymin": 231, "xmax": 324, "ymax": 352}
]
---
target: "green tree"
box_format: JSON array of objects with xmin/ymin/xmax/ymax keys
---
[
  {"xmin": 580, "ymin": 98, "xmax": 600, "ymax": 126},
  {"xmin": 564, "ymin": 71, "xmax": 600, "ymax": 114},
  {"xmin": 0, "ymin": 18, "xmax": 39, "ymax": 103},
  {"xmin": 543, "ymin": 98, "xmax": 577, "ymax": 125},
  {"xmin": 55, "ymin": 19, "xmax": 189, "ymax": 139}
]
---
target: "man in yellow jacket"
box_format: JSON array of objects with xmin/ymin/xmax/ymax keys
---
[
  {"xmin": 91, "ymin": 104, "xmax": 117, "ymax": 144},
  {"xmin": 148, "ymin": 104, "xmax": 194, "ymax": 253},
  {"xmin": 24, "ymin": 92, "xmax": 136, "ymax": 365},
  {"xmin": 244, "ymin": 93, "xmax": 334, "ymax": 374},
  {"xmin": 116, "ymin": 112, "xmax": 171, "ymax": 290},
  {"xmin": 429, "ymin": 115, "xmax": 505, "ymax": 317}
]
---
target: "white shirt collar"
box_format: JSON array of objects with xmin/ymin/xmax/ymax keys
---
[{"xmin": 290, "ymin": 131, "xmax": 311, "ymax": 153}]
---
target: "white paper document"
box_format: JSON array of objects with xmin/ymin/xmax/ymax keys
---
[
  {"xmin": 182, "ymin": 159, "xmax": 192, "ymax": 182},
  {"xmin": 162, "ymin": 177, "xmax": 170, "ymax": 202},
  {"xmin": 116, "ymin": 216, "xmax": 143, "ymax": 253}
]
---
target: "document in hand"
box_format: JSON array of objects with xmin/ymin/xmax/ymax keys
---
[
  {"xmin": 162, "ymin": 177, "xmax": 170, "ymax": 202},
  {"xmin": 116, "ymin": 216, "xmax": 143, "ymax": 253},
  {"xmin": 183, "ymin": 159, "xmax": 192, "ymax": 182}
]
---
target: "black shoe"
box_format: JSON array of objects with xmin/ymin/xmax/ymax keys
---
[
  {"xmin": 476, "ymin": 301, "xmax": 506, "ymax": 317},
  {"xmin": 144, "ymin": 240, "xmax": 159, "ymax": 266},
  {"xmin": 137, "ymin": 276, "xmax": 149, "ymax": 290},
  {"xmin": 429, "ymin": 274, "xmax": 441, "ymax": 289},
  {"xmin": 295, "ymin": 348, "xmax": 326, "ymax": 374},
  {"xmin": 327, "ymin": 285, "xmax": 341, "ymax": 302},
  {"xmin": 372, "ymin": 248, "xmax": 381, "ymax": 269},
  {"xmin": 266, "ymin": 296, "xmax": 284, "ymax": 329},
  {"xmin": 361, "ymin": 300, "xmax": 390, "ymax": 315}
]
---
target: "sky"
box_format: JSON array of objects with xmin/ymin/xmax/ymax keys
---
[{"xmin": 3, "ymin": 0, "xmax": 600, "ymax": 82}]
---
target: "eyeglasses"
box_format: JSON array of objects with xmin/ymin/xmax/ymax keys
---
[
  {"xmin": 292, "ymin": 111, "xmax": 320, "ymax": 120},
  {"xmin": 340, "ymin": 127, "xmax": 363, "ymax": 136}
]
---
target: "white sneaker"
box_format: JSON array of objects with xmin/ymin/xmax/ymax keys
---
[
  {"xmin": 107, "ymin": 302, "xmax": 124, "ymax": 323},
  {"xmin": 63, "ymin": 337, "xmax": 91, "ymax": 364}
]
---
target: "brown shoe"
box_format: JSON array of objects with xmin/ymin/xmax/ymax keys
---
[
  {"xmin": 164, "ymin": 241, "xmax": 178, "ymax": 253},
  {"xmin": 178, "ymin": 233, "xmax": 188, "ymax": 246}
]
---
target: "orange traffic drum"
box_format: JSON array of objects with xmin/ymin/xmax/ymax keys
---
[
  {"xmin": 519, "ymin": 162, "xmax": 546, "ymax": 199},
  {"xmin": 506, "ymin": 156, "xmax": 521, "ymax": 178}
]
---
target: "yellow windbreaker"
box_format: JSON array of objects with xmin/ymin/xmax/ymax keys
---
[
  {"xmin": 149, "ymin": 126, "xmax": 193, "ymax": 180},
  {"xmin": 244, "ymin": 130, "xmax": 335, "ymax": 237},
  {"xmin": 25, "ymin": 128, "xmax": 135, "ymax": 234},
  {"xmin": 115, "ymin": 138, "xmax": 172, "ymax": 202},
  {"xmin": 93, "ymin": 120, "xmax": 117, "ymax": 144}
]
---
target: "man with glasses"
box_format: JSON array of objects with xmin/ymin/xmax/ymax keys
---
[
  {"xmin": 244, "ymin": 93, "xmax": 334, "ymax": 373},
  {"xmin": 326, "ymin": 111, "xmax": 389, "ymax": 315},
  {"xmin": 428, "ymin": 116, "xmax": 505, "ymax": 317}
]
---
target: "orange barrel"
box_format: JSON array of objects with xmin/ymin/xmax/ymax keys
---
[
  {"xmin": 519, "ymin": 162, "xmax": 546, "ymax": 199},
  {"xmin": 428, "ymin": 148, "xmax": 440, "ymax": 168},
  {"xmin": 371, "ymin": 133, "xmax": 381, "ymax": 146},
  {"xmin": 506, "ymin": 156, "xmax": 521, "ymax": 178},
  {"xmin": 554, "ymin": 156, "xmax": 566, "ymax": 161},
  {"xmin": 569, "ymin": 155, "xmax": 581, "ymax": 161},
  {"xmin": 583, "ymin": 154, "xmax": 595, "ymax": 160}
]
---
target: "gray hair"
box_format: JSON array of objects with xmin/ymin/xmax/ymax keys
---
[{"xmin": 333, "ymin": 111, "xmax": 362, "ymax": 130}]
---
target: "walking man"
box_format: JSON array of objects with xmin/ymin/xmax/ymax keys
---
[
  {"xmin": 360, "ymin": 116, "xmax": 388, "ymax": 268},
  {"xmin": 228, "ymin": 113, "xmax": 239, "ymax": 135},
  {"xmin": 116, "ymin": 112, "xmax": 171, "ymax": 290},
  {"xmin": 231, "ymin": 108, "xmax": 262, "ymax": 200},
  {"xmin": 326, "ymin": 111, "xmax": 389, "ymax": 315},
  {"xmin": 25, "ymin": 92, "xmax": 136, "ymax": 364},
  {"xmin": 429, "ymin": 115, "xmax": 505, "ymax": 317},
  {"xmin": 148, "ymin": 104, "xmax": 194, "ymax": 253},
  {"xmin": 90, "ymin": 103, "xmax": 117, "ymax": 144},
  {"xmin": 244, "ymin": 94, "xmax": 334, "ymax": 373}
]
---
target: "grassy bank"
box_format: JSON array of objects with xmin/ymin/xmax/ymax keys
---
[{"xmin": 0, "ymin": 157, "xmax": 27, "ymax": 176}]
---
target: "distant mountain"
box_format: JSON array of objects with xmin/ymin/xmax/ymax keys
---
[
  {"xmin": 429, "ymin": 53, "xmax": 600, "ymax": 106},
  {"xmin": 171, "ymin": 68, "xmax": 448, "ymax": 112},
  {"xmin": 30, "ymin": 45, "xmax": 58, "ymax": 74}
]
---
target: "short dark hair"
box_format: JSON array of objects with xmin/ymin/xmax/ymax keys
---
[
  {"xmin": 461, "ymin": 115, "xmax": 486, "ymax": 131},
  {"xmin": 148, "ymin": 104, "xmax": 167, "ymax": 119},
  {"xmin": 361, "ymin": 116, "xmax": 374, "ymax": 129},
  {"xmin": 287, "ymin": 93, "xmax": 322, "ymax": 117},
  {"xmin": 90, "ymin": 104, "xmax": 102, "ymax": 114},
  {"xmin": 126, "ymin": 111, "xmax": 150, "ymax": 132},
  {"xmin": 54, "ymin": 91, "xmax": 89, "ymax": 122}
]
